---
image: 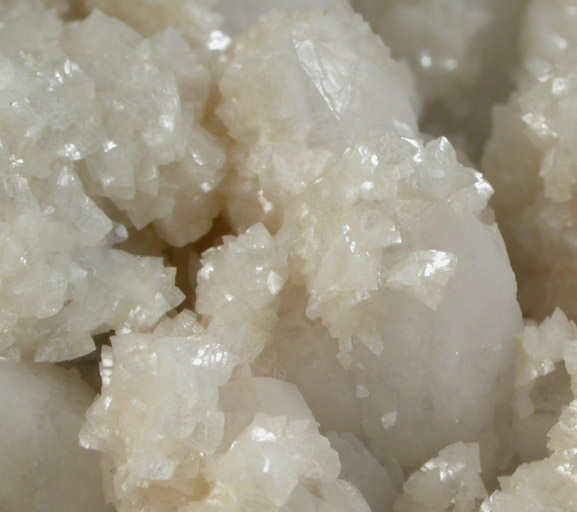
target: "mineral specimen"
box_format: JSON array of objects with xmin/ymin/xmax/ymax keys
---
[
  {"xmin": 393, "ymin": 442, "xmax": 487, "ymax": 512},
  {"xmin": 3, "ymin": 1, "xmax": 577, "ymax": 512},
  {"xmin": 218, "ymin": 4, "xmax": 522, "ymax": 473},
  {"xmin": 353, "ymin": 0, "xmax": 526, "ymax": 160},
  {"xmin": 80, "ymin": 310, "xmax": 373, "ymax": 511},
  {"xmin": 482, "ymin": 309, "xmax": 577, "ymax": 512},
  {"xmin": 217, "ymin": 3, "xmax": 418, "ymax": 232},
  {"xmin": 483, "ymin": 0, "xmax": 577, "ymax": 319}
]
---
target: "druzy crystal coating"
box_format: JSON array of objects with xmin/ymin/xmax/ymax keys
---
[{"xmin": 3, "ymin": 1, "xmax": 577, "ymax": 512}]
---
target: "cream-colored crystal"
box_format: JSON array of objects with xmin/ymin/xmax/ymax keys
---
[
  {"xmin": 81, "ymin": 0, "xmax": 222, "ymax": 45},
  {"xmin": 394, "ymin": 442, "xmax": 487, "ymax": 512},
  {"xmin": 0, "ymin": 1, "xmax": 236, "ymax": 360},
  {"xmin": 483, "ymin": 0, "xmax": 577, "ymax": 319},
  {"xmin": 512, "ymin": 309, "xmax": 576, "ymax": 461},
  {"xmin": 2, "ymin": 2, "xmax": 565, "ymax": 511},
  {"xmin": 81, "ymin": 306, "xmax": 371, "ymax": 511},
  {"xmin": 481, "ymin": 309, "xmax": 577, "ymax": 512},
  {"xmin": 218, "ymin": 3, "xmax": 418, "ymax": 232},
  {"xmin": 213, "ymin": 4, "xmax": 523, "ymax": 475}
]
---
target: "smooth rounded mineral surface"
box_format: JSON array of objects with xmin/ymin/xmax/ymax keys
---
[{"xmin": 0, "ymin": 362, "xmax": 111, "ymax": 512}]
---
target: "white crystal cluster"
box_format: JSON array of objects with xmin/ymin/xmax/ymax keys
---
[
  {"xmin": 483, "ymin": 0, "xmax": 577, "ymax": 319},
  {"xmin": 218, "ymin": 3, "xmax": 418, "ymax": 232},
  {"xmin": 81, "ymin": 230, "xmax": 372, "ymax": 511},
  {"xmin": 0, "ymin": 2, "xmax": 201, "ymax": 361},
  {"xmin": 393, "ymin": 442, "xmax": 487, "ymax": 512},
  {"xmin": 217, "ymin": 4, "xmax": 521, "ymax": 474},
  {"xmin": 394, "ymin": 310, "xmax": 577, "ymax": 511},
  {"xmin": 81, "ymin": 0, "xmax": 222, "ymax": 45},
  {"xmin": 4, "ymin": 1, "xmax": 577, "ymax": 512},
  {"xmin": 481, "ymin": 310, "xmax": 577, "ymax": 512}
]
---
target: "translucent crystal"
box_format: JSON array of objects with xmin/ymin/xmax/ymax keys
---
[
  {"xmin": 246, "ymin": 130, "xmax": 522, "ymax": 473},
  {"xmin": 211, "ymin": 3, "xmax": 524, "ymax": 477},
  {"xmin": 218, "ymin": 3, "xmax": 418, "ymax": 231},
  {"xmin": 394, "ymin": 442, "xmax": 487, "ymax": 512},
  {"xmin": 81, "ymin": 306, "xmax": 370, "ymax": 511},
  {"xmin": 481, "ymin": 310, "xmax": 577, "ymax": 512},
  {"xmin": 2, "ymin": 2, "xmax": 563, "ymax": 512},
  {"xmin": 512, "ymin": 309, "xmax": 576, "ymax": 461},
  {"xmin": 205, "ymin": 413, "xmax": 340, "ymax": 507},
  {"xmin": 0, "ymin": 2, "xmax": 229, "ymax": 360},
  {"xmin": 63, "ymin": 10, "xmax": 227, "ymax": 246}
]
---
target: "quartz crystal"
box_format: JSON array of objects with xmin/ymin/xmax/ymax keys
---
[{"xmin": 4, "ymin": 1, "xmax": 577, "ymax": 511}]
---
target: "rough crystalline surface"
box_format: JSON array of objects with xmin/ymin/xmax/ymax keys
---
[
  {"xmin": 0, "ymin": 362, "xmax": 111, "ymax": 511},
  {"xmin": 80, "ymin": 0, "xmax": 222, "ymax": 44},
  {"xmin": 393, "ymin": 310, "xmax": 577, "ymax": 511},
  {"xmin": 481, "ymin": 309, "xmax": 577, "ymax": 512},
  {"xmin": 393, "ymin": 442, "xmax": 487, "ymax": 512},
  {"xmin": 6, "ymin": 1, "xmax": 577, "ymax": 512},
  {"xmin": 0, "ymin": 0, "xmax": 241, "ymax": 361},
  {"xmin": 218, "ymin": 3, "xmax": 418, "ymax": 232},
  {"xmin": 511, "ymin": 309, "xmax": 575, "ymax": 462},
  {"xmin": 81, "ymin": 302, "xmax": 372, "ymax": 511},
  {"xmin": 482, "ymin": 0, "xmax": 577, "ymax": 319},
  {"xmin": 217, "ymin": 4, "xmax": 522, "ymax": 474}
]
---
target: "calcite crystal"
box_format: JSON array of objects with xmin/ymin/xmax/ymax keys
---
[{"xmin": 4, "ymin": 1, "xmax": 577, "ymax": 512}]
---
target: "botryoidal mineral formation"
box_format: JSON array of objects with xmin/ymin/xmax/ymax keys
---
[{"xmin": 1, "ymin": 1, "xmax": 577, "ymax": 512}]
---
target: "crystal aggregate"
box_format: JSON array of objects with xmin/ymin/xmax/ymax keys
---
[{"xmin": 3, "ymin": 1, "xmax": 577, "ymax": 512}]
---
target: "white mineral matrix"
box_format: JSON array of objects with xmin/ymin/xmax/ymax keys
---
[{"xmin": 2, "ymin": 1, "xmax": 577, "ymax": 512}]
